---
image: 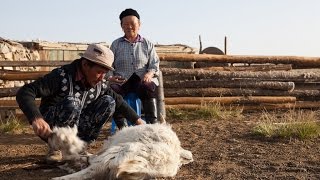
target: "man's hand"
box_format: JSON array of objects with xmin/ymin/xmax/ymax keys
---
[
  {"xmin": 143, "ymin": 71, "xmax": 154, "ymax": 82},
  {"xmin": 108, "ymin": 75, "xmax": 126, "ymax": 84},
  {"xmin": 32, "ymin": 118, "xmax": 52, "ymax": 139},
  {"xmin": 135, "ymin": 118, "xmax": 146, "ymax": 125}
]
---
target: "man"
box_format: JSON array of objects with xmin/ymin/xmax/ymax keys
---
[
  {"xmin": 16, "ymin": 43, "xmax": 144, "ymax": 163},
  {"xmin": 109, "ymin": 8, "xmax": 160, "ymax": 128}
]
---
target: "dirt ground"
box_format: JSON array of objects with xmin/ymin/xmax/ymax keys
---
[{"xmin": 1, "ymin": 113, "xmax": 320, "ymax": 180}]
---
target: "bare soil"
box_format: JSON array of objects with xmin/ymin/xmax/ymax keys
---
[{"xmin": 1, "ymin": 113, "xmax": 320, "ymax": 180}]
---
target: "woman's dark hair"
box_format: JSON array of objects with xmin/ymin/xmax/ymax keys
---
[{"xmin": 119, "ymin": 8, "xmax": 140, "ymax": 24}]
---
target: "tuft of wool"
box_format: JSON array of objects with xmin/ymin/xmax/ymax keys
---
[{"xmin": 48, "ymin": 126, "xmax": 86, "ymax": 160}]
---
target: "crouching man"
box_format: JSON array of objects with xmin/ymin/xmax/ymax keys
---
[{"xmin": 16, "ymin": 44, "xmax": 144, "ymax": 163}]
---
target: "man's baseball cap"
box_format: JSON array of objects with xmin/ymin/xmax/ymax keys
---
[{"xmin": 80, "ymin": 44, "xmax": 114, "ymax": 71}]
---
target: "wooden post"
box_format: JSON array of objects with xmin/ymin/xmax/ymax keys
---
[
  {"xmin": 157, "ymin": 70, "xmax": 166, "ymax": 122},
  {"xmin": 224, "ymin": 36, "xmax": 227, "ymax": 55}
]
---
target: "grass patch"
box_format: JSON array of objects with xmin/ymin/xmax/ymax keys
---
[
  {"xmin": 166, "ymin": 102, "xmax": 243, "ymax": 121},
  {"xmin": 0, "ymin": 112, "xmax": 25, "ymax": 134},
  {"xmin": 252, "ymin": 110, "xmax": 320, "ymax": 139}
]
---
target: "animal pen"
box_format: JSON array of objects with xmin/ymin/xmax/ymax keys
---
[{"xmin": 1, "ymin": 39, "xmax": 320, "ymax": 120}]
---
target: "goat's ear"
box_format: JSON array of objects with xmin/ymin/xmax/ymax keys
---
[
  {"xmin": 117, "ymin": 160, "xmax": 148, "ymax": 180},
  {"xmin": 180, "ymin": 149, "xmax": 193, "ymax": 165}
]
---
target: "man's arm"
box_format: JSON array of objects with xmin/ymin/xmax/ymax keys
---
[{"xmin": 16, "ymin": 69, "xmax": 62, "ymax": 124}]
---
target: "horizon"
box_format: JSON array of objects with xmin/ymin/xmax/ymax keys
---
[{"xmin": 2, "ymin": 0, "xmax": 320, "ymax": 57}]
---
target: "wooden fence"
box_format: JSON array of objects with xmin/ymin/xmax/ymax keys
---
[
  {"xmin": 158, "ymin": 54, "xmax": 320, "ymax": 111},
  {"xmin": 1, "ymin": 53, "xmax": 320, "ymax": 115}
]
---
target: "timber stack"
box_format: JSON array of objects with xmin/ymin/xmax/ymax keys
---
[
  {"xmin": 1, "ymin": 37, "xmax": 320, "ymax": 115},
  {"xmin": 159, "ymin": 53, "xmax": 320, "ymax": 111}
]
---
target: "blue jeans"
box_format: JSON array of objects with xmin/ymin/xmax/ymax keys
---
[{"xmin": 43, "ymin": 95, "xmax": 115, "ymax": 143}]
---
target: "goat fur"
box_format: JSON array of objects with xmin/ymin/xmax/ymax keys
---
[
  {"xmin": 48, "ymin": 126, "xmax": 86, "ymax": 161},
  {"xmin": 52, "ymin": 123, "xmax": 193, "ymax": 180}
]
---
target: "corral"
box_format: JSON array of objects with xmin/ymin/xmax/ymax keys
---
[{"xmin": 1, "ymin": 38, "xmax": 320, "ymax": 179}]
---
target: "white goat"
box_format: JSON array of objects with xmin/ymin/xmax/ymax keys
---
[{"xmin": 52, "ymin": 123, "xmax": 193, "ymax": 180}]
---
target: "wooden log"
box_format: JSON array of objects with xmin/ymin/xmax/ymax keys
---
[
  {"xmin": 1, "ymin": 53, "xmax": 320, "ymax": 68},
  {"xmin": 161, "ymin": 68, "xmax": 320, "ymax": 82},
  {"xmin": 295, "ymin": 82, "xmax": 320, "ymax": 90},
  {"xmin": 200, "ymin": 64, "xmax": 292, "ymax": 71},
  {"xmin": 0, "ymin": 87, "xmax": 20, "ymax": 98},
  {"xmin": 0, "ymin": 96, "xmax": 292, "ymax": 107},
  {"xmin": 0, "ymin": 96, "xmax": 316, "ymax": 112},
  {"xmin": 241, "ymin": 101, "xmax": 320, "ymax": 111},
  {"xmin": 164, "ymin": 79, "xmax": 295, "ymax": 91},
  {"xmin": 166, "ymin": 101, "xmax": 320, "ymax": 111},
  {"xmin": 158, "ymin": 54, "xmax": 320, "ymax": 68},
  {"xmin": 0, "ymin": 69, "xmax": 22, "ymax": 72},
  {"xmin": 0, "ymin": 71, "xmax": 48, "ymax": 80},
  {"xmin": 0, "ymin": 61, "xmax": 70, "ymax": 67},
  {"xmin": 1, "ymin": 86, "xmax": 319, "ymax": 99},
  {"xmin": 0, "ymin": 99, "xmax": 40, "ymax": 107},
  {"xmin": 164, "ymin": 88, "xmax": 320, "ymax": 98},
  {"xmin": 164, "ymin": 96, "xmax": 296, "ymax": 105},
  {"xmin": 0, "ymin": 97, "xmax": 293, "ymax": 109},
  {"xmin": 0, "ymin": 100, "xmax": 19, "ymax": 107},
  {"xmin": 2, "ymin": 52, "xmax": 320, "ymax": 69},
  {"xmin": 0, "ymin": 69, "xmax": 48, "ymax": 73}
]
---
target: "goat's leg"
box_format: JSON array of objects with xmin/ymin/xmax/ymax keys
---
[{"xmin": 51, "ymin": 167, "xmax": 95, "ymax": 180}]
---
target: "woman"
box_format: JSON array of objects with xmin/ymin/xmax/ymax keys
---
[{"xmin": 109, "ymin": 8, "xmax": 160, "ymax": 128}]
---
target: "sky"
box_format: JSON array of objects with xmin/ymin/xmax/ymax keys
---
[{"xmin": 2, "ymin": 0, "xmax": 320, "ymax": 57}]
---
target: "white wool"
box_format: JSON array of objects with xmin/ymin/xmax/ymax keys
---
[
  {"xmin": 52, "ymin": 123, "xmax": 193, "ymax": 180},
  {"xmin": 48, "ymin": 126, "xmax": 86, "ymax": 160}
]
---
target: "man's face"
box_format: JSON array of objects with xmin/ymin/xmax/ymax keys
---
[
  {"xmin": 121, "ymin": 15, "xmax": 140, "ymax": 39},
  {"xmin": 82, "ymin": 61, "xmax": 109, "ymax": 88}
]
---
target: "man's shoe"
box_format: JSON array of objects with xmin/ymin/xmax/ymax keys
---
[
  {"xmin": 46, "ymin": 149, "xmax": 62, "ymax": 164},
  {"xmin": 81, "ymin": 151, "xmax": 93, "ymax": 156}
]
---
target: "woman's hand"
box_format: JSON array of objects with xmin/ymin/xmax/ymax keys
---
[{"xmin": 143, "ymin": 72, "xmax": 154, "ymax": 82}]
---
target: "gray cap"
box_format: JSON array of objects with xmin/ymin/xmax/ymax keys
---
[{"xmin": 81, "ymin": 44, "xmax": 114, "ymax": 71}]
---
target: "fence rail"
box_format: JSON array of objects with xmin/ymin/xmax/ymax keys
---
[{"xmin": 1, "ymin": 53, "xmax": 320, "ymax": 112}]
